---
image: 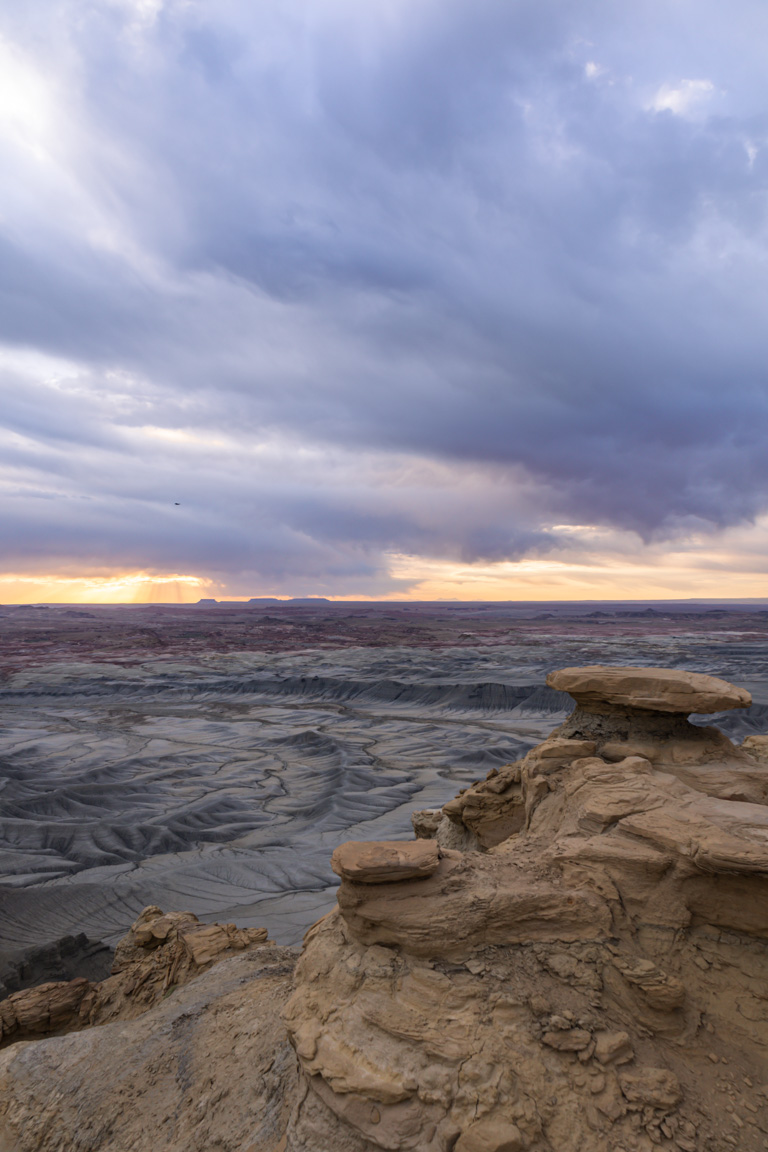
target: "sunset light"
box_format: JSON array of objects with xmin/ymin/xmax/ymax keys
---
[{"xmin": 0, "ymin": 572, "xmax": 211, "ymax": 604}]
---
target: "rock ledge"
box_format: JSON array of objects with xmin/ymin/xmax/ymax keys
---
[{"xmin": 546, "ymin": 664, "xmax": 751, "ymax": 713}]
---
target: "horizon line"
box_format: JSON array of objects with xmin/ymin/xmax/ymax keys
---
[{"xmin": 5, "ymin": 596, "xmax": 768, "ymax": 608}]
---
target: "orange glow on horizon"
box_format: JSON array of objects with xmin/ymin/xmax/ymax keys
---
[
  {"xmin": 381, "ymin": 549, "xmax": 768, "ymax": 602},
  {"xmin": 0, "ymin": 572, "xmax": 211, "ymax": 605},
  {"xmin": 1, "ymin": 551, "xmax": 766, "ymax": 605},
  {"xmin": 3, "ymin": 518, "xmax": 768, "ymax": 605}
]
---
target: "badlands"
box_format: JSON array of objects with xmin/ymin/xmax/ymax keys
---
[
  {"xmin": 1, "ymin": 660, "xmax": 768, "ymax": 1151},
  {"xmin": 2, "ymin": 601, "xmax": 767, "ymax": 957}
]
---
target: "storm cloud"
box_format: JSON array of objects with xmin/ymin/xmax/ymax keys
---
[{"xmin": 2, "ymin": 0, "xmax": 768, "ymax": 594}]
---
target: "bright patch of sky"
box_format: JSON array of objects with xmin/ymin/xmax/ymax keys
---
[{"xmin": 650, "ymin": 78, "xmax": 716, "ymax": 116}]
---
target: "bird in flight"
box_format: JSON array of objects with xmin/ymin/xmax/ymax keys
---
[{"xmin": 174, "ymin": 502, "xmax": 180, "ymax": 506}]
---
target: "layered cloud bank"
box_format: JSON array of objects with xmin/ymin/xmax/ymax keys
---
[{"xmin": 2, "ymin": 0, "xmax": 768, "ymax": 598}]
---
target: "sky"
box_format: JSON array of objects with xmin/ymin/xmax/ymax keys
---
[{"xmin": 2, "ymin": 0, "xmax": 768, "ymax": 602}]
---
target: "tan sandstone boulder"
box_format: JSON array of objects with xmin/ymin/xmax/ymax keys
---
[
  {"xmin": 546, "ymin": 665, "xmax": 751, "ymax": 713},
  {"xmin": 331, "ymin": 839, "xmax": 441, "ymax": 884}
]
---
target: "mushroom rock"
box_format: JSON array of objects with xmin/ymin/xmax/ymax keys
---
[
  {"xmin": 546, "ymin": 665, "xmax": 751, "ymax": 714},
  {"xmin": 541, "ymin": 665, "xmax": 766, "ymax": 803},
  {"xmin": 284, "ymin": 667, "xmax": 768, "ymax": 1152}
]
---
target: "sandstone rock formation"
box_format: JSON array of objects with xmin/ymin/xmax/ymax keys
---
[
  {"xmin": 0, "ymin": 904, "xmax": 270, "ymax": 1046},
  {"xmin": 284, "ymin": 666, "xmax": 768, "ymax": 1152},
  {"xmin": 744, "ymin": 733, "xmax": 768, "ymax": 763}
]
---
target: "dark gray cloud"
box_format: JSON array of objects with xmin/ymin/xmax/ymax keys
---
[{"xmin": 1, "ymin": 0, "xmax": 768, "ymax": 591}]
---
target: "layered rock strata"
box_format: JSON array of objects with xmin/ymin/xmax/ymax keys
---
[{"xmin": 284, "ymin": 666, "xmax": 768, "ymax": 1152}]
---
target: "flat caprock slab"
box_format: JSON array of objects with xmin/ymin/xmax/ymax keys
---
[
  {"xmin": 547, "ymin": 665, "xmax": 752, "ymax": 714},
  {"xmin": 331, "ymin": 840, "xmax": 440, "ymax": 884}
]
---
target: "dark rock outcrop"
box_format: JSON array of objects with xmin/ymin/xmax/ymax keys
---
[{"xmin": 0, "ymin": 933, "xmax": 113, "ymax": 1000}]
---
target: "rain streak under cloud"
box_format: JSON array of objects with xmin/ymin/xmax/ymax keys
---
[{"xmin": 2, "ymin": 0, "xmax": 768, "ymax": 601}]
